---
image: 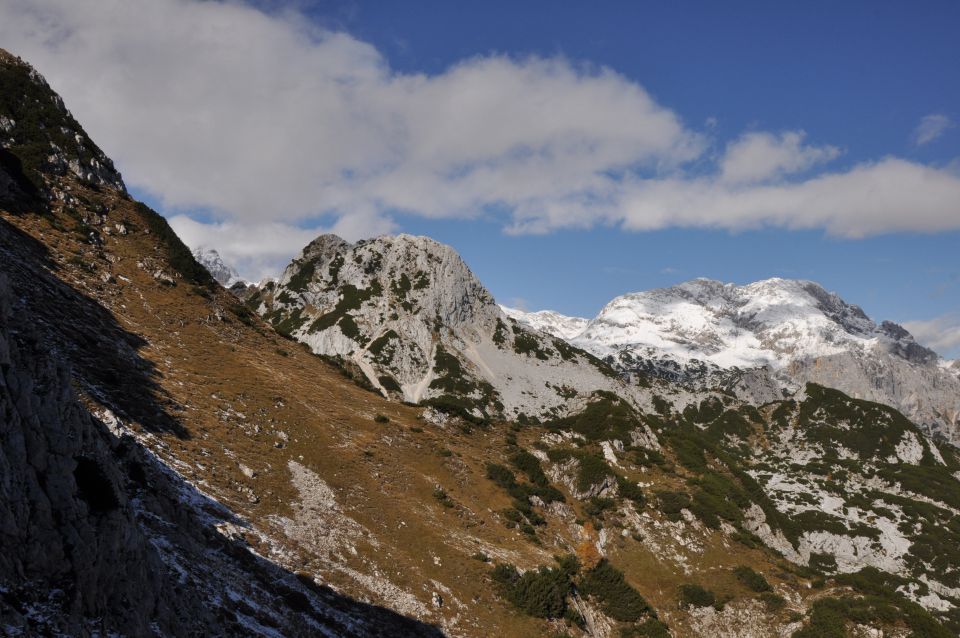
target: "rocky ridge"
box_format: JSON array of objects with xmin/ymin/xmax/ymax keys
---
[
  {"xmin": 247, "ymin": 233, "xmax": 637, "ymax": 422},
  {"xmin": 506, "ymin": 278, "xmax": 960, "ymax": 442}
]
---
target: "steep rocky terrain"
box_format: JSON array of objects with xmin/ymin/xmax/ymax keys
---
[
  {"xmin": 194, "ymin": 246, "xmax": 244, "ymax": 288},
  {"xmin": 247, "ymin": 233, "xmax": 636, "ymax": 422},
  {"xmin": 506, "ymin": 278, "xmax": 960, "ymax": 443},
  {"xmin": 3, "ymin": 47, "xmax": 960, "ymax": 638}
]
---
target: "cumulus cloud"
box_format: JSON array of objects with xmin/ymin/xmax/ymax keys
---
[
  {"xmin": 719, "ymin": 131, "xmax": 840, "ymax": 184},
  {"xmin": 903, "ymin": 314, "xmax": 960, "ymax": 358},
  {"xmin": 912, "ymin": 114, "xmax": 954, "ymax": 146},
  {"xmin": 1, "ymin": 0, "xmax": 959, "ymax": 279},
  {"xmin": 168, "ymin": 213, "xmax": 396, "ymax": 282}
]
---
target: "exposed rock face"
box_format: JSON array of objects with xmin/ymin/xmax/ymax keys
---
[
  {"xmin": 0, "ymin": 50, "xmax": 125, "ymax": 194},
  {"xmin": 250, "ymin": 233, "xmax": 632, "ymax": 420},
  {"xmin": 508, "ymin": 278, "xmax": 960, "ymax": 442},
  {"xmin": 193, "ymin": 246, "xmax": 243, "ymax": 287},
  {"xmin": 0, "ymin": 274, "xmax": 163, "ymax": 634}
]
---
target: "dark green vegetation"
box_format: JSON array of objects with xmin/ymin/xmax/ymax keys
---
[
  {"xmin": 135, "ymin": 202, "xmax": 216, "ymax": 289},
  {"xmin": 424, "ymin": 345, "xmax": 501, "ymax": 422},
  {"xmin": 546, "ymin": 448, "xmax": 615, "ymax": 494},
  {"xmin": 308, "ymin": 282, "xmax": 383, "ymax": 341},
  {"xmin": 490, "ymin": 559, "xmax": 576, "ymax": 619},
  {"xmin": 579, "ymin": 560, "xmax": 652, "ymax": 622},
  {"xmin": 733, "ymin": 566, "xmax": 771, "ymax": 593},
  {"xmin": 793, "ymin": 585, "xmax": 953, "ymax": 637},
  {"xmin": 545, "ymin": 392, "xmax": 644, "ymax": 444},
  {"xmin": 0, "ymin": 57, "xmax": 115, "ymax": 192},
  {"xmin": 677, "ymin": 584, "xmax": 715, "ymax": 609},
  {"xmin": 285, "ymin": 259, "xmax": 315, "ymax": 293},
  {"xmin": 491, "ymin": 557, "xmax": 658, "ymax": 632},
  {"xmin": 513, "ymin": 331, "xmax": 553, "ymax": 360},
  {"xmin": 485, "ymin": 459, "xmax": 563, "ymax": 540}
]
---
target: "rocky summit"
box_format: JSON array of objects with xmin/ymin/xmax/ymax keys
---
[
  {"xmin": 4, "ymin": 47, "xmax": 960, "ymax": 638},
  {"xmin": 506, "ymin": 277, "xmax": 960, "ymax": 443}
]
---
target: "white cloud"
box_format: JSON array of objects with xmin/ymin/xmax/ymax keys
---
[
  {"xmin": 719, "ymin": 131, "xmax": 840, "ymax": 184},
  {"xmin": 168, "ymin": 213, "xmax": 396, "ymax": 282},
  {"xmin": 912, "ymin": 114, "xmax": 954, "ymax": 146},
  {"xmin": 903, "ymin": 314, "xmax": 960, "ymax": 358},
  {"xmin": 1, "ymin": 0, "xmax": 960, "ymax": 278}
]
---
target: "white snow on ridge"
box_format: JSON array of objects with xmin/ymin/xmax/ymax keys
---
[
  {"xmin": 193, "ymin": 247, "xmax": 245, "ymax": 288},
  {"xmin": 574, "ymin": 278, "xmax": 878, "ymax": 370},
  {"xmin": 500, "ymin": 306, "xmax": 589, "ymax": 340},
  {"xmin": 509, "ymin": 277, "xmax": 940, "ymax": 372}
]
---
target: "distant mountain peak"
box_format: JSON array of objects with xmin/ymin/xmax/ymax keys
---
[
  {"xmin": 509, "ymin": 276, "xmax": 960, "ymax": 440},
  {"xmin": 192, "ymin": 247, "xmax": 243, "ymax": 288}
]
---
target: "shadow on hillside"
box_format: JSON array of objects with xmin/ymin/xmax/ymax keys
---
[
  {"xmin": 0, "ymin": 214, "xmax": 191, "ymax": 437},
  {"xmin": 0, "ymin": 213, "xmax": 447, "ymax": 636}
]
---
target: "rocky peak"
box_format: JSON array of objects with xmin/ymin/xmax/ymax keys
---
[
  {"xmin": 251, "ymin": 232, "xmax": 629, "ymax": 420},
  {"xmin": 193, "ymin": 247, "xmax": 242, "ymax": 287},
  {"xmin": 0, "ymin": 48, "xmax": 125, "ymax": 195}
]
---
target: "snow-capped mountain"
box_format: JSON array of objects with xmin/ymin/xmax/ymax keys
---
[
  {"xmin": 192, "ymin": 247, "xmax": 243, "ymax": 287},
  {"xmin": 510, "ymin": 278, "xmax": 960, "ymax": 441},
  {"xmin": 247, "ymin": 234, "xmax": 632, "ymax": 421},
  {"xmin": 501, "ymin": 306, "xmax": 589, "ymax": 340}
]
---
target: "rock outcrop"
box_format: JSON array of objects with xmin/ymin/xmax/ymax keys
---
[{"xmin": 249, "ymin": 233, "xmax": 633, "ymax": 421}]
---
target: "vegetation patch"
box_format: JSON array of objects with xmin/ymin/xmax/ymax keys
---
[
  {"xmin": 286, "ymin": 259, "xmax": 316, "ymax": 292},
  {"xmin": 490, "ymin": 561, "xmax": 574, "ymax": 619},
  {"xmin": 513, "ymin": 332, "xmax": 553, "ymax": 360},
  {"xmin": 547, "ymin": 448, "xmax": 614, "ymax": 494},
  {"xmin": 734, "ymin": 565, "xmax": 771, "ymax": 593},
  {"xmin": 545, "ymin": 393, "xmax": 643, "ymax": 443},
  {"xmin": 677, "ymin": 584, "xmax": 715, "ymax": 609},
  {"xmin": 578, "ymin": 560, "xmax": 652, "ymax": 622}
]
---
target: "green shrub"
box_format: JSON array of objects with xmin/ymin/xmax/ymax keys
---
[
  {"xmin": 510, "ymin": 449, "xmax": 550, "ymax": 486},
  {"xmin": 491, "ymin": 563, "xmax": 571, "ymax": 618},
  {"xmin": 545, "ymin": 394, "xmax": 642, "ymax": 443},
  {"xmin": 678, "ymin": 584, "xmax": 715, "ymax": 608},
  {"xmin": 377, "ymin": 375, "xmax": 402, "ymax": 393},
  {"xmin": 136, "ymin": 203, "xmax": 215, "ymax": 288},
  {"xmin": 578, "ymin": 560, "xmax": 650, "ymax": 622},
  {"xmin": 617, "ymin": 476, "xmax": 645, "ymax": 505},
  {"xmin": 734, "ymin": 566, "xmax": 771, "ymax": 593},
  {"xmin": 432, "ymin": 487, "xmax": 454, "ymax": 508},
  {"xmin": 656, "ymin": 491, "xmax": 691, "ymax": 521},
  {"xmin": 513, "ymin": 332, "xmax": 552, "ymax": 360},
  {"xmin": 286, "ymin": 259, "xmax": 315, "ymax": 292},
  {"xmin": 574, "ymin": 453, "xmax": 613, "ymax": 493},
  {"xmin": 584, "ymin": 497, "xmax": 616, "ymax": 519},
  {"xmin": 761, "ymin": 592, "xmax": 786, "ymax": 612},
  {"xmin": 808, "ymin": 552, "xmax": 838, "ymax": 573},
  {"xmin": 373, "ymin": 414, "xmax": 390, "ymax": 423}
]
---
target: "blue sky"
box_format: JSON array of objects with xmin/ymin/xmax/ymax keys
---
[
  {"xmin": 3, "ymin": 0, "xmax": 958, "ymax": 355},
  {"xmin": 293, "ymin": 0, "xmax": 960, "ymax": 352}
]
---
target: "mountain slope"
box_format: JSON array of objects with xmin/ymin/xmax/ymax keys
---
[
  {"xmin": 248, "ymin": 233, "xmax": 633, "ymax": 422},
  {"xmin": 6, "ymin": 46, "xmax": 960, "ymax": 638},
  {"xmin": 508, "ymin": 278, "xmax": 960, "ymax": 442}
]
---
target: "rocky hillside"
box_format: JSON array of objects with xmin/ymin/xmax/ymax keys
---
[
  {"xmin": 247, "ymin": 233, "xmax": 634, "ymax": 422},
  {"xmin": 5, "ymin": 47, "xmax": 960, "ymax": 638},
  {"xmin": 506, "ymin": 278, "xmax": 960, "ymax": 443}
]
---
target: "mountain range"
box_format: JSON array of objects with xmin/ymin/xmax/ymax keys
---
[
  {"xmin": 505, "ymin": 278, "xmax": 960, "ymax": 443},
  {"xmin": 4, "ymin": 47, "xmax": 960, "ymax": 638}
]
